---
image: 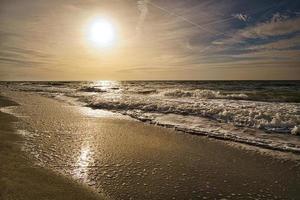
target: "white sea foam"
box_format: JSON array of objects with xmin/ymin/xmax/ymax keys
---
[
  {"xmin": 0, "ymin": 106, "xmax": 28, "ymax": 118},
  {"xmin": 5, "ymin": 81, "xmax": 300, "ymax": 153},
  {"xmin": 292, "ymin": 126, "xmax": 300, "ymax": 135},
  {"xmin": 163, "ymin": 89, "xmax": 248, "ymax": 99},
  {"xmin": 127, "ymin": 112, "xmax": 300, "ymax": 153},
  {"xmin": 86, "ymin": 96, "xmax": 299, "ymax": 135}
]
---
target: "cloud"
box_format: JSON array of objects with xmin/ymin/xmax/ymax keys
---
[
  {"xmin": 247, "ymin": 35, "xmax": 300, "ymax": 51},
  {"xmin": 0, "ymin": 44, "xmax": 54, "ymax": 69},
  {"xmin": 239, "ymin": 14, "xmax": 300, "ymax": 39},
  {"xmin": 1, "ymin": 0, "xmax": 300, "ymax": 80},
  {"xmin": 136, "ymin": 0, "xmax": 150, "ymax": 36},
  {"xmin": 213, "ymin": 13, "xmax": 300, "ymax": 47},
  {"xmin": 232, "ymin": 13, "xmax": 249, "ymax": 22},
  {"xmin": 271, "ymin": 13, "xmax": 289, "ymax": 22},
  {"xmin": 0, "ymin": 57, "xmax": 48, "ymax": 66},
  {"xmin": 229, "ymin": 49, "xmax": 300, "ymax": 62}
]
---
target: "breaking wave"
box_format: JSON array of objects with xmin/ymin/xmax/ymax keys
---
[
  {"xmin": 86, "ymin": 96, "xmax": 299, "ymax": 135},
  {"xmin": 79, "ymin": 86, "xmax": 107, "ymax": 93},
  {"xmin": 163, "ymin": 89, "xmax": 248, "ymax": 99},
  {"xmin": 4, "ymin": 80, "xmax": 300, "ymax": 153}
]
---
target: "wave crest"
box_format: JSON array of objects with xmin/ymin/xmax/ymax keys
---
[
  {"xmin": 79, "ymin": 87, "xmax": 107, "ymax": 93},
  {"xmin": 163, "ymin": 89, "xmax": 248, "ymax": 100}
]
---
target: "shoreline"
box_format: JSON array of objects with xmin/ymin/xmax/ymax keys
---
[
  {"xmin": 1, "ymin": 90, "xmax": 300, "ymax": 199},
  {"xmin": 118, "ymin": 112, "xmax": 300, "ymax": 154},
  {"xmin": 0, "ymin": 95, "xmax": 106, "ymax": 200}
]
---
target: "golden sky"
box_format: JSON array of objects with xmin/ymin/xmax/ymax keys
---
[{"xmin": 0, "ymin": 0, "xmax": 300, "ymax": 80}]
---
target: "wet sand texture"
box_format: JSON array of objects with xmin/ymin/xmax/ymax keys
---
[
  {"xmin": 1, "ymin": 91, "xmax": 300, "ymax": 200},
  {"xmin": 0, "ymin": 96, "xmax": 106, "ymax": 200}
]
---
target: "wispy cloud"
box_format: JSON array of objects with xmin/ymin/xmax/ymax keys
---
[
  {"xmin": 232, "ymin": 13, "xmax": 249, "ymax": 22},
  {"xmin": 247, "ymin": 35, "xmax": 300, "ymax": 50},
  {"xmin": 136, "ymin": 0, "xmax": 150, "ymax": 37},
  {"xmin": 237, "ymin": 14, "xmax": 300, "ymax": 40},
  {"xmin": 1, "ymin": 0, "xmax": 300, "ymax": 80},
  {"xmin": 213, "ymin": 13, "xmax": 300, "ymax": 47}
]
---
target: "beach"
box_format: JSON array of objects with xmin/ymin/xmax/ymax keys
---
[
  {"xmin": 0, "ymin": 95, "xmax": 105, "ymax": 200},
  {"xmin": 1, "ymin": 89, "xmax": 300, "ymax": 199},
  {"xmin": 1, "ymin": 0, "xmax": 300, "ymax": 198}
]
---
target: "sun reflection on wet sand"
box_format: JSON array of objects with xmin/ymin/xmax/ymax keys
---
[
  {"xmin": 74, "ymin": 142, "xmax": 94, "ymax": 182},
  {"xmin": 5, "ymin": 89, "xmax": 300, "ymax": 200}
]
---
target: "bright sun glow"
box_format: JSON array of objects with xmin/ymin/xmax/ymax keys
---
[{"xmin": 88, "ymin": 19, "xmax": 116, "ymax": 47}]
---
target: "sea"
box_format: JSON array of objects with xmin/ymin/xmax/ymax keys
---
[{"xmin": 2, "ymin": 80, "xmax": 300, "ymax": 153}]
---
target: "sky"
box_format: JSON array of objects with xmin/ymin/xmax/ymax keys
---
[{"xmin": 0, "ymin": 0, "xmax": 300, "ymax": 80}]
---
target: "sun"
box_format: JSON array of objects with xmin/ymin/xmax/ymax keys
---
[{"xmin": 88, "ymin": 18, "xmax": 116, "ymax": 47}]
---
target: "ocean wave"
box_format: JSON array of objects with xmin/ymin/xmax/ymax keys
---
[
  {"xmin": 135, "ymin": 89, "xmax": 157, "ymax": 95},
  {"xmin": 78, "ymin": 86, "xmax": 107, "ymax": 93},
  {"xmin": 163, "ymin": 89, "xmax": 249, "ymax": 100},
  {"xmin": 86, "ymin": 96, "xmax": 299, "ymax": 135},
  {"xmin": 7, "ymin": 81, "xmax": 300, "ymax": 136},
  {"xmin": 4, "ymin": 81, "xmax": 300, "ymax": 153},
  {"xmin": 292, "ymin": 126, "xmax": 300, "ymax": 135},
  {"xmin": 122, "ymin": 112, "xmax": 300, "ymax": 153}
]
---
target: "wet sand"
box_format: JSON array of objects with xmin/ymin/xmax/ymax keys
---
[
  {"xmin": 1, "ymin": 90, "xmax": 300, "ymax": 199},
  {"xmin": 0, "ymin": 96, "xmax": 105, "ymax": 200}
]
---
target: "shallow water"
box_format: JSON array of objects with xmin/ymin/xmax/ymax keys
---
[
  {"xmin": 2, "ymin": 81, "xmax": 300, "ymax": 153},
  {"xmin": 1, "ymin": 90, "xmax": 300, "ymax": 200}
]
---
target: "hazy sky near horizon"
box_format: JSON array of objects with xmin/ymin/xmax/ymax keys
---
[{"xmin": 1, "ymin": 0, "xmax": 300, "ymax": 80}]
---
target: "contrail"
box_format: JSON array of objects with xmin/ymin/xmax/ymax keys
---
[
  {"xmin": 136, "ymin": 0, "xmax": 150, "ymax": 37},
  {"xmin": 146, "ymin": 1, "xmax": 240, "ymax": 54},
  {"xmin": 148, "ymin": 1, "xmax": 281, "ymax": 41},
  {"xmin": 133, "ymin": 0, "xmax": 281, "ymax": 51},
  {"xmin": 148, "ymin": 2, "xmax": 221, "ymax": 36}
]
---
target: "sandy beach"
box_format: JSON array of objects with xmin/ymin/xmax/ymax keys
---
[
  {"xmin": 1, "ymin": 90, "xmax": 300, "ymax": 200},
  {"xmin": 0, "ymin": 95, "xmax": 106, "ymax": 200},
  {"xmin": 1, "ymin": 0, "xmax": 300, "ymax": 199}
]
